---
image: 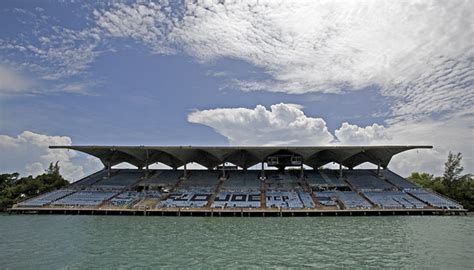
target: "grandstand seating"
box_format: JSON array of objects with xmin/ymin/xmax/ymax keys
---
[
  {"xmin": 177, "ymin": 170, "xmax": 219, "ymax": 192},
  {"xmin": 15, "ymin": 168, "xmax": 464, "ymax": 212},
  {"xmin": 109, "ymin": 190, "xmax": 162, "ymax": 207},
  {"xmin": 381, "ymin": 170, "xmax": 420, "ymax": 190},
  {"xmin": 345, "ymin": 170, "xmax": 395, "ymax": 191},
  {"xmin": 266, "ymin": 191, "xmax": 303, "ymax": 208},
  {"xmin": 337, "ymin": 191, "xmax": 372, "ymax": 209},
  {"xmin": 315, "ymin": 191, "xmax": 372, "ymax": 209},
  {"xmin": 211, "ymin": 192, "xmax": 261, "ymax": 208},
  {"xmin": 316, "ymin": 198, "xmax": 338, "ymax": 207},
  {"xmin": 222, "ymin": 170, "xmax": 261, "ymax": 192},
  {"xmin": 265, "ymin": 171, "xmax": 303, "ymax": 191},
  {"xmin": 17, "ymin": 190, "xmax": 75, "ymax": 207},
  {"xmin": 363, "ymin": 191, "xmax": 426, "ymax": 209},
  {"xmin": 70, "ymin": 170, "xmax": 107, "ymax": 188},
  {"xmin": 93, "ymin": 170, "xmax": 144, "ymax": 189},
  {"xmin": 306, "ymin": 170, "xmax": 347, "ymax": 187},
  {"xmin": 52, "ymin": 190, "xmax": 118, "ymax": 207},
  {"xmin": 298, "ymin": 192, "xmax": 316, "ymax": 208},
  {"xmin": 158, "ymin": 192, "xmax": 211, "ymax": 208},
  {"xmin": 409, "ymin": 190, "xmax": 462, "ymax": 209},
  {"xmin": 139, "ymin": 170, "xmax": 182, "ymax": 191}
]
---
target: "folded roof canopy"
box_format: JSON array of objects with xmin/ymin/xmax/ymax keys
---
[{"xmin": 49, "ymin": 145, "xmax": 431, "ymax": 169}]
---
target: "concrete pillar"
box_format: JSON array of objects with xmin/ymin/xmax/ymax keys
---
[
  {"xmin": 107, "ymin": 161, "xmax": 112, "ymax": 178},
  {"xmin": 145, "ymin": 149, "xmax": 149, "ymax": 178},
  {"xmin": 261, "ymin": 161, "xmax": 265, "ymax": 179},
  {"xmin": 339, "ymin": 163, "xmax": 343, "ymax": 179},
  {"xmin": 221, "ymin": 161, "xmax": 225, "ymax": 178},
  {"xmin": 183, "ymin": 163, "xmax": 187, "ymax": 179},
  {"xmin": 300, "ymin": 163, "xmax": 304, "ymax": 179},
  {"xmin": 377, "ymin": 162, "xmax": 381, "ymax": 176}
]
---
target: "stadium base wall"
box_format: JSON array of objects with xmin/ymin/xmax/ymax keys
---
[{"xmin": 8, "ymin": 207, "xmax": 467, "ymax": 217}]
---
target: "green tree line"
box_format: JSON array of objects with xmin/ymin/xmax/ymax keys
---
[
  {"xmin": 408, "ymin": 152, "xmax": 473, "ymax": 211},
  {"xmin": 0, "ymin": 162, "xmax": 69, "ymax": 211}
]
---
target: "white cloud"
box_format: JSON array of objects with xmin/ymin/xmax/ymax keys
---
[
  {"xmin": 188, "ymin": 103, "xmax": 473, "ymax": 176},
  {"xmin": 0, "ymin": 131, "xmax": 102, "ymax": 181},
  {"xmin": 188, "ymin": 103, "xmax": 334, "ymax": 146},
  {"xmin": 383, "ymin": 113, "xmax": 474, "ymax": 176},
  {"xmin": 335, "ymin": 122, "xmax": 392, "ymax": 145},
  {"xmin": 3, "ymin": 1, "xmax": 472, "ymax": 112},
  {"xmin": 0, "ymin": 13, "xmax": 102, "ymax": 96},
  {"xmin": 0, "ymin": 64, "xmax": 32, "ymax": 94},
  {"xmin": 94, "ymin": 2, "xmax": 179, "ymax": 54},
  {"xmin": 88, "ymin": 1, "xmax": 474, "ymax": 121},
  {"xmin": 95, "ymin": 1, "xmax": 471, "ymax": 176}
]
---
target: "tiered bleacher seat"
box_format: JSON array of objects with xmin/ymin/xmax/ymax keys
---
[
  {"xmin": 158, "ymin": 192, "xmax": 211, "ymax": 208},
  {"xmin": 17, "ymin": 190, "xmax": 75, "ymax": 207},
  {"xmin": 364, "ymin": 191, "xmax": 426, "ymax": 209},
  {"xmin": 266, "ymin": 191, "xmax": 303, "ymax": 208},
  {"xmin": 108, "ymin": 191, "xmax": 161, "ymax": 207},
  {"xmin": 315, "ymin": 191, "xmax": 372, "ymax": 209},
  {"xmin": 177, "ymin": 170, "xmax": 219, "ymax": 192},
  {"xmin": 337, "ymin": 191, "xmax": 372, "ymax": 209},
  {"xmin": 305, "ymin": 171, "xmax": 327, "ymax": 186},
  {"xmin": 109, "ymin": 191, "xmax": 140, "ymax": 207},
  {"xmin": 139, "ymin": 170, "xmax": 182, "ymax": 190},
  {"xmin": 409, "ymin": 190, "xmax": 463, "ymax": 209},
  {"xmin": 265, "ymin": 171, "xmax": 302, "ymax": 191},
  {"xmin": 211, "ymin": 192, "xmax": 260, "ymax": 208},
  {"xmin": 381, "ymin": 170, "xmax": 420, "ymax": 190},
  {"xmin": 345, "ymin": 170, "xmax": 394, "ymax": 191},
  {"xmin": 70, "ymin": 170, "xmax": 107, "ymax": 188},
  {"xmin": 52, "ymin": 190, "xmax": 118, "ymax": 207},
  {"xmin": 222, "ymin": 170, "xmax": 261, "ymax": 192},
  {"xmin": 306, "ymin": 170, "xmax": 347, "ymax": 187},
  {"xmin": 315, "ymin": 191, "xmax": 338, "ymax": 206},
  {"xmin": 297, "ymin": 192, "xmax": 315, "ymax": 208},
  {"xmin": 93, "ymin": 170, "xmax": 144, "ymax": 189}
]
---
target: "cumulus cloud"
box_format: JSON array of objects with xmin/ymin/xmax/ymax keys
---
[
  {"xmin": 335, "ymin": 122, "xmax": 392, "ymax": 145},
  {"xmin": 188, "ymin": 103, "xmax": 473, "ymax": 176},
  {"xmin": 188, "ymin": 103, "xmax": 334, "ymax": 145},
  {"xmin": 0, "ymin": 131, "xmax": 102, "ymax": 181}
]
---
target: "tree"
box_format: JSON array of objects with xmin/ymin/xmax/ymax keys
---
[
  {"xmin": 408, "ymin": 172, "xmax": 435, "ymax": 187},
  {"xmin": 0, "ymin": 162, "xmax": 69, "ymax": 211},
  {"xmin": 47, "ymin": 161, "xmax": 61, "ymax": 175},
  {"xmin": 443, "ymin": 152, "xmax": 464, "ymax": 184},
  {"xmin": 407, "ymin": 151, "xmax": 473, "ymax": 211}
]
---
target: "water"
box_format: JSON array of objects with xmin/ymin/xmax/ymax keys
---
[{"xmin": 0, "ymin": 215, "xmax": 473, "ymax": 269}]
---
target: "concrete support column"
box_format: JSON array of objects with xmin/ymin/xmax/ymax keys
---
[
  {"xmin": 107, "ymin": 161, "xmax": 112, "ymax": 178},
  {"xmin": 261, "ymin": 161, "xmax": 265, "ymax": 179},
  {"xmin": 221, "ymin": 161, "xmax": 225, "ymax": 179},
  {"xmin": 339, "ymin": 163, "xmax": 343, "ymax": 179},
  {"xmin": 184, "ymin": 163, "xmax": 187, "ymax": 179},
  {"xmin": 300, "ymin": 163, "xmax": 304, "ymax": 179},
  {"xmin": 377, "ymin": 162, "xmax": 381, "ymax": 176},
  {"xmin": 145, "ymin": 149, "xmax": 149, "ymax": 178}
]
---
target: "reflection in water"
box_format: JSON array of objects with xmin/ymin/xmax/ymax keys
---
[{"xmin": 0, "ymin": 215, "xmax": 473, "ymax": 269}]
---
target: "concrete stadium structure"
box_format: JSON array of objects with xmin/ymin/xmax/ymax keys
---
[{"xmin": 10, "ymin": 145, "xmax": 467, "ymax": 216}]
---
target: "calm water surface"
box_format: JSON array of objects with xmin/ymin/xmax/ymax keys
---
[{"xmin": 0, "ymin": 215, "xmax": 473, "ymax": 269}]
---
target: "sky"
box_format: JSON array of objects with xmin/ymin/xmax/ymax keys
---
[{"xmin": 0, "ymin": 0, "xmax": 472, "ymax": 181}]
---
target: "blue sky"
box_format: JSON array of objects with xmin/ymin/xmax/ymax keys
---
[{"xmin": 0, "ymin": 0, "xmax": 472, "ymax": 180}]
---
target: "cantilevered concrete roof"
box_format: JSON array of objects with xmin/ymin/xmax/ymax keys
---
[{"xmin": 50, "ymin": 145, "xmax": 432, "ymax": 169}]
